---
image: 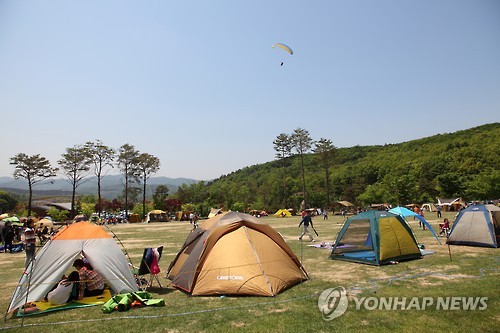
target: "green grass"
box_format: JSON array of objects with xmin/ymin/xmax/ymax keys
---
[{"xmin": 1, "ymin": 212, "xmax": 498, "ymax": 333}]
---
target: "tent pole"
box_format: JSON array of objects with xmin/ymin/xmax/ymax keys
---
[
  {"xmin": 20, "ymin": 260, "xmax": 35, "ymax": 327},
  {"xmin": 300, "ymin": 238, "xmax": 303, "ymax": 264}
]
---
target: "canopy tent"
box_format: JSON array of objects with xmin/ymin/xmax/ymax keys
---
[
  {"xmin": 336, "ymin": 201, "xmax": 354, "ymax": 207},
  {"xmin": 330, "ymin": 211, "xmax": 422, "ymax": 265},
  {"xmin": 388, "ymin": 206, "xmax": 441, "ymax": 244},
  {"xmin": 447, "ymin": 204, "xmax": 500, "ymax": 248},
  {"xmin": 2, "ymin": 216, "xmax": 23, "ymax": 227}
]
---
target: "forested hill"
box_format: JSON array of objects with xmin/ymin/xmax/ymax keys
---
[{"xmin": 176, "ymin": 123, "xmax": 499, "ymax": 212}]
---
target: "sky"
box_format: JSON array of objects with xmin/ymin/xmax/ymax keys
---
[{"xmin": 1, "ymin": 0, "xmax": 499, "ymax": 181}]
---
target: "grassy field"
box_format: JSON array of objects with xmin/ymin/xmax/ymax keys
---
[{"xmin": 0, "ymin": 212, "xmax": 498, "ymax": 333}]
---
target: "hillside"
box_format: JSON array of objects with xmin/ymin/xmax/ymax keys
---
[
  {"xmin": 174, "ymin": 123, "xmax": 499, "ymax": 213},
  {"xmin": 2, "ymin": 123, "xmax": 498, "ymax": 212}
]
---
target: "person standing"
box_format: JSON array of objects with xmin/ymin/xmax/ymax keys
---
[
  {"xmin": 298, "ymin": 211, "xmax": 315, "ymax": 242},
  {"xmin": 2, "ymin": 221, "xmax": 15, "ymax": 253},
  {"xmin": 437, "ymin": 205, "xmax": 442, "ymax": 218},
  {"xmin": 192, "ymin": 213, "xmax": 199, "ymax": 229},
  {"xmin": 24, "ymin": 218, "xmax": 37, "ymax": 267}
]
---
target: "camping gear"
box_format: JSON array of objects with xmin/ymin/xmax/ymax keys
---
[
  {"xmin": 167, "ymin": 211, "xmax": 308, "ymax": 296},
  {"xmin": 17, "ymin": 289, "xmax": 112, "ymax": 317},
  {"xmin": 6, "ymin": 221, "xmax": 138, "ymax": 318},
  {"xmin": 137, "ymin": 246, "xmax": 163, "ymax": 289},
  {"xmin": 101, "ymin": 291, "xmax": 165, "ymax": 313},
  {"xmin": 330, "ymin": 211, "xmax": 422, "ymax": 265},
  {"xmin": 447, "ymin": 204, "xmax": 500, "ymax": 248}
]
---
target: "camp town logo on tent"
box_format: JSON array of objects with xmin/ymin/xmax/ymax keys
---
[
  {"xmin": 216, "ymin": 275, "xmax": 244, "ymax": 281},
  {"xmin": 317, "ymin": 287, "xmax": 489, "ymax": 320}
]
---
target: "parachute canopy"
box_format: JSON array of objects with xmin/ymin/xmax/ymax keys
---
[{"xmin": 272, "ymin": 43, "xmax": 293, "ymax": 55}]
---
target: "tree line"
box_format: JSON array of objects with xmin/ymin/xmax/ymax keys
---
[
  {"xmin": 8, "ymin": 140, "xmax": 160, "ymax": 219},
  {"xmin": 3, "ymin": 123, "xmax": 499, "ymax": 219}
]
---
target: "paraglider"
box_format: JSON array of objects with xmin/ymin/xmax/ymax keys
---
[
  {"xmin": 272, "ymin": 43, "xmax": 293, "ymax": 66},
  {"xmin": 272, "ymin": 43, "xmax": 293, "ymax": 55}
]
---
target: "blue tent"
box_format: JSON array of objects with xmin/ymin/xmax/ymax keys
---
[{"xmin": 389, "ymin": 206, "xmax": 441, "ymax": 244}]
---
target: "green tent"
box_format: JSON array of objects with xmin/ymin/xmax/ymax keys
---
[{"xmin": 330, "ymin": 211, "xmax": 422, "ymax": 265}]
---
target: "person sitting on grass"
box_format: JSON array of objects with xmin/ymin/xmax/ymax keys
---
[
  {"xmin": 439, "ymin": 218, "xmax": 451, "ymax": 237},
  {"xmin": 72, "ymin": 258, "xmax": 105, "ymax": 299}
]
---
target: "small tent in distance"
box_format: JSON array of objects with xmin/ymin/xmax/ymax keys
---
[
  {"xmin": 447, "ymin": 204, "xmax": 500, "ymax": 248},
  {"xmin": 274, "ymin": 209, "xmax": 292, "ymax": 218},
  {"xmin": 330, "ymin": 211, "xmax": 422, "ymax": 266},
  {"xmin": 208, "ymin": 208, "xmax": 223, "ymax": 218},
  {"xmin": 167, "ymin": 211, "xmax": 308, "ymax": 296}
]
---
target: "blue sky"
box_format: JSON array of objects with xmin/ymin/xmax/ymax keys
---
[{"xmin": 1, "ymin": 0, "xmax": 499, "ymax": 181}]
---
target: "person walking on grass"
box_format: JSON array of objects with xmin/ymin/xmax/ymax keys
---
[{"xmin": 298, "ymin": 211, "xmax": 315, "ymax": 242}]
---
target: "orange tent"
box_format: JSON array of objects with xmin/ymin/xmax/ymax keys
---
[{"xmin": 167, "ymin": 211, "xmax": 308, "ymax": 296}]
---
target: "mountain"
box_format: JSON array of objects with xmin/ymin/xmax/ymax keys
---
[
  {"xmin": 176, "ymin": 123, "xmax": 500, "ymax": 211},
  {"xmin": 0, "ymin": 174, "xmax": 199, "ymax": 199}
]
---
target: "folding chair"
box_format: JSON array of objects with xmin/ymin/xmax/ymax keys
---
[{"xmin": 137, "ymin": 246, "xmax": 163, "ymax": 289}]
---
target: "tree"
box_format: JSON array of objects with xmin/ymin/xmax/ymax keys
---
[
  {"xmin": 135, "ymin": 153, "xmax": 160, "ymax": 220},
  {"xmin": 84, "ymin": 140, "xmax": 115, "ymax": 215},
  {"xmin": 117, "ymin": 144, "xmax": 140, "ymax": 219},
  {"xmin": 10, "ymin": 153, "xmax": 58, "ymax": 217},
  {"xmin": 165, "ymin": 198, "xmax": 182, "ymax": 213},
  {"xmin": 273, "ymin": 133, "xmax": 292, "ymax": 207},
  {"xmin": 58, "ymin": 144, "xmax": 91, "ymax": 218},
  {"xmin": 0, "ymin": 191, "xmax": 18, "ymax": 213},
  {"xmin": 291, "ymin": 128, "xmax": 313, "ymax": 209},
  {"xmin": 153, "ymin": 185, "xmax": 169, "ymax": 211},
  {"xmin": 314, "ymin": 138, "xmax": 336, "ymax": 210}
]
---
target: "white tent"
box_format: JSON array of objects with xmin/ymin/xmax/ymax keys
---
[
  {"xmin": 447, "ymin": 204, "xmax": 500, "ymax": 248},
  {"xmin": 7, "ymin": 222, "xmax": 138, "ymax": 316}
]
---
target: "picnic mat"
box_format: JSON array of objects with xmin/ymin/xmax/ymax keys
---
[{"xmin": 17, "ymin": 289, "xmax": 112, "ymax": 317}]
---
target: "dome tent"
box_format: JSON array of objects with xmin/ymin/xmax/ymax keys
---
[
  {"xmin": 447, "ymin": 204, "xmax": 500, "ymax": 248},
  {"xmin": 167, "ymin": 211, "xmax": 308, "ymax": 296}
]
